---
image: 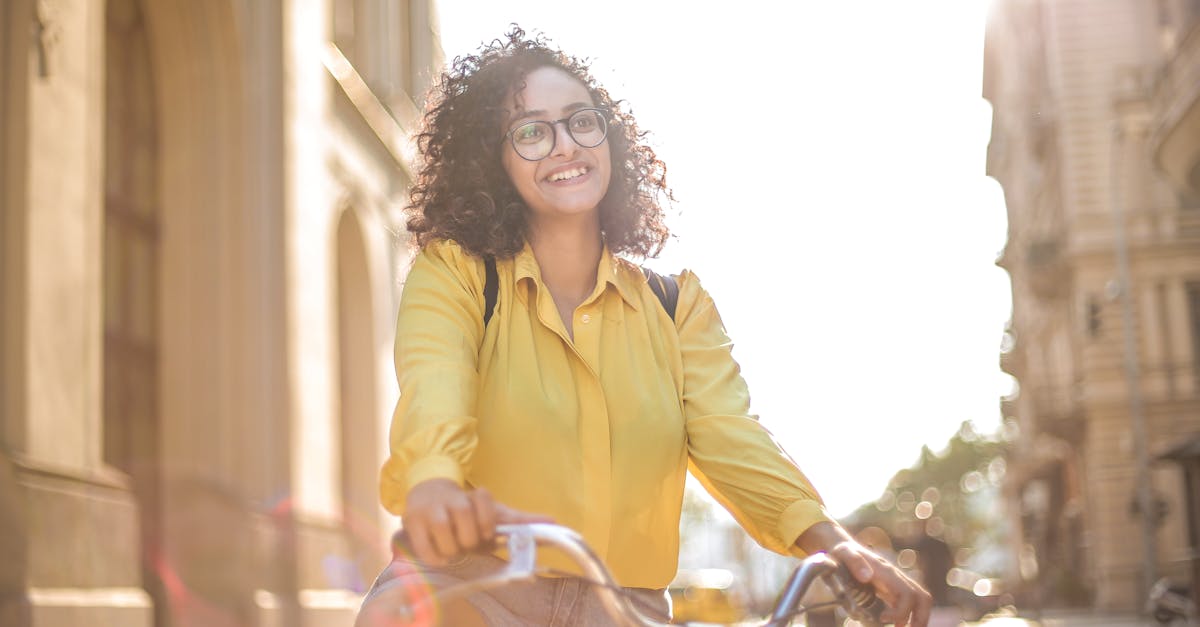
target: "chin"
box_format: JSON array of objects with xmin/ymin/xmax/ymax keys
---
[{"xmin": 541, "ymin": 195, "xmax": 606, "ymax": 216}]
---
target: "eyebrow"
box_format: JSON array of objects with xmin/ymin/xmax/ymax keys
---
[{"xmin": 511, "ymin": 101, "xmax": 592, "ymax": 123}]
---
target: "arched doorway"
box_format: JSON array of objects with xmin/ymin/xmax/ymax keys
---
[{"xmin": 336, "ymin": 207, "xmax": 389, "ymax": 589}]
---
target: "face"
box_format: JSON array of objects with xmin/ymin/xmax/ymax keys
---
[{"xmin": 501, "ymin": 66, "xmax": 613, "ymax": 224}]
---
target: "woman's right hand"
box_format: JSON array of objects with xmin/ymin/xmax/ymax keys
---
[{"xmin": 402, "ymin": 478, "xmax": 554, "ymax": 565}]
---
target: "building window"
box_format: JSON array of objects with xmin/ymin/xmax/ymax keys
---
[
  {"xmin": 1188, "ymin": 283, "xmax": 1200, "ymax": 373},
  {"xmin": 1086, "ymin": 296, "xmax": 1102, "ymax": 337},
  {"xmin": 104, "ymin": 0, "xmax": 160, "ymax": 480},
  {"xmin": 104, "ymin": 0, "xmax": 165, "ymax": 622}
]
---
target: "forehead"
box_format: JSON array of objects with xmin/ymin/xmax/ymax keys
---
[{"xmin": 507, "ymin": 66, "xmax": 594, "ymax": 114}]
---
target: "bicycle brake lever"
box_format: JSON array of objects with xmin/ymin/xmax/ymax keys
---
[{"xmin": 830, "ymin": 563, "xmax": 886, "ymax": 625}]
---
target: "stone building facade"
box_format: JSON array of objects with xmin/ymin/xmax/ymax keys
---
[
  {"xmin": 1, "ymin": 0, "xmax": 441, "ymax": 625},
  {"xmin": 985, "ymin": 0, "xmax": 1200, "ymax": 613}
]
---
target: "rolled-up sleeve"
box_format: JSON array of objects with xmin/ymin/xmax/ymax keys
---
[
  {"xmin": 380, "ymin": 241, "xmax": 485, "ymax": 515},
  {"xmin": 677, "ymin": 270, "xmax": 833, "ymax": 555}
]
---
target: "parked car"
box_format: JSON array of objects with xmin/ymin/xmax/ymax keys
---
[{"xmin": 668, "ymin": 568, "xmax": 743, "ymax": 624}]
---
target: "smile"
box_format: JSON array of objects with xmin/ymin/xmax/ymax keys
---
[{"xmin": 547, "ymin": 166, "xmax": 589, "ymax": 182}]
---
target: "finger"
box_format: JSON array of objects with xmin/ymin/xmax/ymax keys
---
[
  {"xmin": 406, "ymin": 519, "xmax": 442, "ymax": 566},
  {"xmin": 470, "ymin": 489, "xmax": 498, "ymax": 542},
  {"xmin": 890, "ymin": 586, "xmax": 916, "ymax": 627},
  {"xmin": 449, "ymin": 496, "xmax": 480, "ymax": 551},
  {"xmin": 426, "ymin": 508, "xmax": 459, "ymax": 561},
  {"xmin": 911, "ymin": 587, "xmax": 933, "ymax": 627}
]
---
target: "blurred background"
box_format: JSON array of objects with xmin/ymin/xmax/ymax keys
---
[{"xmin": 2, "ymin": 0, "xmax": 1200, "ymax": 625}]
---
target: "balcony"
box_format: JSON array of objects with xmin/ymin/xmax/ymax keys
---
[{"xmin": 1150, "ymin": 20, "xmax": 1200, "ymax": 196}]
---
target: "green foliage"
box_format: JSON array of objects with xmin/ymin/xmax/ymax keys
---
[{"xmin": 842, "ymin": 420, "xmax": 1012, "ymax": 576}]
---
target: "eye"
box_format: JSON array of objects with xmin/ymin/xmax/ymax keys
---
[
  {"xmin": 513, "ymin": 122, "xmax": 548, "ymax": 144},
  {"xmin": 570, "ymin": 111, "xmax": 600, "ymax": 131}
]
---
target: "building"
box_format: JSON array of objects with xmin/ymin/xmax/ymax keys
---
[
  {"xmin": 1, "ymin": 0, "xmax": 441, "ymax": 624},
  {"xmin": 985, "ymin": 0, "xmax": 1200, "ymax": 614}
]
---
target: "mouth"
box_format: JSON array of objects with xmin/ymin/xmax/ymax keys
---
[{"xmin": 545, "ymin": 165, "xmax": 591, "ymax": 184}]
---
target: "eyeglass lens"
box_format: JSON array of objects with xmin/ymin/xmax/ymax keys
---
[{"xmin": 510, "ymin": 109, "xmax": 607, "ymax": 161}]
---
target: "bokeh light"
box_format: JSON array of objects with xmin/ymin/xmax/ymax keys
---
[{"xmin": 961, "ymin": 471, "xmax": 985, "ymax": 493}]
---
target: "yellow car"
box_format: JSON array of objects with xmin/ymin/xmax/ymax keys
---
[{"xmin": 668, "ymin": 569, "xmax": 744, "ymax": 624}]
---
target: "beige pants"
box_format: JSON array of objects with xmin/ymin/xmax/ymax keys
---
[{"xmin": 355, "ymin": 550, "xmax": 671, "ymax": 626}]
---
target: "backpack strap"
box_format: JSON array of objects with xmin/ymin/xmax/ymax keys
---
[
  {"xmin": 482, "ymin": 256, "xmax": 499, "ymax": 327},
  {"xmin": 641, "ymin": 267, "xmax": 679, "ymax": 322}
]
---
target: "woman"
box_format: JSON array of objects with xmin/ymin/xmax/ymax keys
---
[{"xmin": 357, "ymin": 28, "xmax": 931, "ymax": 626}]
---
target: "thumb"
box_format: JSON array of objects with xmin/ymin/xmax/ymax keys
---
[{"xmin": 494, "ymin": 503, "xmax": 555, "ymax": 524}]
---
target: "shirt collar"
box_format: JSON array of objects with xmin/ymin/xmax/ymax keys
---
[
  {"xmin": 599, "ymin": 246, "xmax": 643, "ymax": 311},
  {"xmin": 512, "ymin": 242, "xmax": 642, "ymax": 311},
  {"xmin": 513, "ymin": 241, "xmax": 541, "ymax": 285}
]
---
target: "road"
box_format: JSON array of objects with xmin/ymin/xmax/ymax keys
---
[{"xmin": 964, "ymin": 607, "xmax": 1155, "ymax": 627}]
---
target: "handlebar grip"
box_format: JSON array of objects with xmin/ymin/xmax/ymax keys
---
[{"xmin": 835, "ymin": 563, "xmax": 887, "ymax": 625}]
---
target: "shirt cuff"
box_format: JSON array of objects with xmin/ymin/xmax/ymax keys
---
[
  {"xmin": 406, "ymin": 455, "xmax": 466, "ymax": 492},
  {"xmin": 779, "ymin": 500, "xmax": 834, "ymax": 556}
]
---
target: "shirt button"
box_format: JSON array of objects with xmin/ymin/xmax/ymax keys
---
[{"xmin": 581, "ymin": 314, "xmax": 592, "ymax": 324}]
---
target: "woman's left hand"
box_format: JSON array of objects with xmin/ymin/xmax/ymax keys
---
[{"xmin": 828, "ymin": 540, "xmax": 932, "ymax": 627}]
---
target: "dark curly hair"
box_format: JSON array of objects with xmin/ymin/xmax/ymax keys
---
[{"xmin": 405, "ymin": 26, "xmax": 672, "ymax": 259}]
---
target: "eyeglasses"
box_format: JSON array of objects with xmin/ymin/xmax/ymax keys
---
[{"xmin": 504, "ymin": 108, "xmax": 609, "ymax": 161}]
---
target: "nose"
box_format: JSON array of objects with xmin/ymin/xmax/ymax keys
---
[{"xmin": 548, "ymin": 120, "xmax": 578, "ymax": 159}]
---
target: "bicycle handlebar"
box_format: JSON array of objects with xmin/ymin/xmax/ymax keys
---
[{"xmin": 384, "ymin": 523, "xmax": 884, "ymax": 626}]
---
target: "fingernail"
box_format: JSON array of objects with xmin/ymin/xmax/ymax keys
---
[{"xmin": 859, "ymin": 568, "xmax": 872, "ymax": 579}]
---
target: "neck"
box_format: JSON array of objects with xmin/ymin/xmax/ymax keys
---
[{"xmin": 527, "ymin": 216, "xmax": 603, "ymax": 302}]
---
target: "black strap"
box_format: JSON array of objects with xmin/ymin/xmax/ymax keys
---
[
  {"xmin": 641, "ymin": 267, "xmax": 679, "ymax": 322},
  {"xmin": 483, "ymin": 256, "xmax": 499, "ymax": 327},
  {"xmin": 481, "ymin": 257, "xmax": 677, "ymax": 326}
]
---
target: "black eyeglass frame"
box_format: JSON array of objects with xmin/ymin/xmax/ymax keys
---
[{"xmin": 503, "ymin": 107, "xmax": 610, "ymax": 162}]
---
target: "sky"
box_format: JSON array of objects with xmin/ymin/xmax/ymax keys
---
[{"xmin": 432, "ymin": 0, "xmax": 1013, "ymax": 518}]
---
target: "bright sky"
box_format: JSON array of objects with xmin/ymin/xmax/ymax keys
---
[{"xmin": 433, "ymin": 0, "xmax": 1012, "ymax": 518}]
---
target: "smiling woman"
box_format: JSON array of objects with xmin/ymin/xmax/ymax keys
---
[{"xmin": 355, "ymin": 26, "xmax": 933, "ymax": 626}]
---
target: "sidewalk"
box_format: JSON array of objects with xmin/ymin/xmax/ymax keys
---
[
  {"xmin": 1025, "ymin": 609, "xmax": 1153, "ymax": 627},
  {"xmin": 972, "ymin": 608, "xmax": 1155, "ymax": 627}
]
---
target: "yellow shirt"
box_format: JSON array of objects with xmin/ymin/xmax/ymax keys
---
[{"xmin": 380, "ymin": 240, "xmax": 832, "ymax": 588}]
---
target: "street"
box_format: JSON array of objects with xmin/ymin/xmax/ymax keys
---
[{"xmin": 967, "ymin": 608, "xmax": 1156, "ymax": 627}]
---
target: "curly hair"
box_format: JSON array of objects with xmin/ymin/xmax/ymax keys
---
[{"xmin": 405, "ymin": 26, "xmax": 672, "ymax": 259}]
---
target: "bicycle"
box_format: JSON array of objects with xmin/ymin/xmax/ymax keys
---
[{"xmin": 358, "ymin": 522, "xmax": 886, "ymax": 626}]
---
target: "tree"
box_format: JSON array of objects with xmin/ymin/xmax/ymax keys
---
[{"xmin": 842, "ymin": 421, "xmax": 1014, "ymax": 613}]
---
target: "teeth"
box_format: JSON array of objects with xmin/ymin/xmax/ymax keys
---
[{"xmin": 549, "ymin": 167, "xmax": 587, "ymax": 182}]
